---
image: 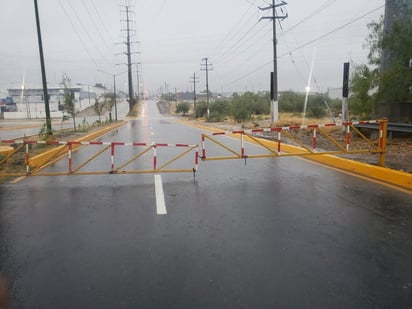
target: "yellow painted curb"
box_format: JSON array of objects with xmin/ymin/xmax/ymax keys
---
[
  {"xmin": 181, "ymin": 120, "xmax": 412, "ymax": 192},
  {"xmin": 255, "ymin": 138, "xmax": 412, "ymax": 192},
  {"xmin": 0, "ymin": 146, "xmax": 14, "ymax": 156},
  {"xmin": 29, "ymin": 121, "xmax": 126, "ymax": 169}
]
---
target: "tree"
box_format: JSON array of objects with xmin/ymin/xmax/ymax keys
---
[
  {"xmin": 94, "ymin": 98, "xmax": 104, "ymax": 124},
  {"xmin": 349, "ymin": 16, "xmax": 412, "ymax": 120},
  {"xmin": 349, "ymin": 64, "xmax": 376, "ymax": 119},
  {"xmin": 62, "ymin": 74, "xmax": 77, "ymax": 131},
  {"xmin": 103, "ymin": 92, "xmax": 115, "ymax": 121},
  {"xmin": 378, "ymin": 18, "xmax": 412, "ymax": 104},
  {"xmin": 175, "ymin": 102, "xmax": 190, "ymax": 115}
]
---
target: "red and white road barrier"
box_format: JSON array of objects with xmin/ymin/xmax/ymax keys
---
[
  {"xmin": 200, "ymin": 119, "xmax": 386, "ymax": 160},
  {"xmin": 206, "ymin": 120, "xmax": 380, "ymax": 137},
  {"xmin": 1, "ymin": 140, "xmax": 199, "ymax": 174}
]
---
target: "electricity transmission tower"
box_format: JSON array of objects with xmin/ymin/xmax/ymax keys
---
[
  {"xmin": 259, "ymin": 1, "xmax": 288, "ymax": 122},
  {"xmin": 200, "ymin": 58, "xmax": 213, "ymax": 120},
  {"xmin": 120, "ymin": 5, "xmax": 135, "ymax": 113},
  {"xmin": 190, "ymin": 72, "xmax": 200, "ymax": 118}
]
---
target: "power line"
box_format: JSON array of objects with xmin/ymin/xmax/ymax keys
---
[
  {"xmin": 80, "ymin": 0, "xmax": 113, "ymax": 50},
  {"xmin": 280, "ymin": 4, "xmax": 385, "ymax": 57},
  {"xmin": 90, "ymin": 0, "xmax": 115, "ymax": 42},
  {"xmin": 212, "ymin": 0, "xmax": 260, "ymax": 59},
  {"xmin": 65, "ymin": 1, "xmax": 109, "ymax": 63},
  {"xmin": 279, "ymin": 0, "xmax": 337, "ymax": 37},
  {"xmin": 58, "ymin": 0, "xmax": 99, "ymax": 68},
  {"xmin": 217, "ymin": 4, "xmax": 384, "ymax": 92}
]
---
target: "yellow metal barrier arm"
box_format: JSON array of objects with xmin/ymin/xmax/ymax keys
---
[
  {"xmin": 116, "ymin": 146, "xmax": 153, "ymax": 172},
  {"xmin": 156, "ymin": 146, "xmax": 197, "ymax": 171}
]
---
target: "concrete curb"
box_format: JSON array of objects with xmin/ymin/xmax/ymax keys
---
[
  {"xmin": 30, "ymin": 121, "xmax": 126, "ymax": 169},
  {"xmin": 183, "ymin": 121, "xmax": 412, "ymax": 193},
  {"xmin": 0, "ymin": 146, "xmax": 14, "ymax": 156}
]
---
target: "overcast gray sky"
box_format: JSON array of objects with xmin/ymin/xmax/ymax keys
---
[{"xmin": 0, "ymin": 0, "xmax": 384, "ymax": 96}]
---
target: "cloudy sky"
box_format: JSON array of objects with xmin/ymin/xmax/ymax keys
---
[{"xmin": 0, "ymin": 0, "xmax": 384, "ymax": 96}]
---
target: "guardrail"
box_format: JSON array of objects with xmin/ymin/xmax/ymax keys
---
[{"xmin": 354, "ymin": 122, "xmax": 412, "ymax": 137}]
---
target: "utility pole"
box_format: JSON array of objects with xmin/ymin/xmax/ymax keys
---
[
  {"xmin": 34, "ymin": 0, "xmax": 52, "ymax": 135},
  {"xmin": 201, "ymin": 58, "xmax": 213, "ymax": 120},
  {"xmin": 113, "ymin": 74, "xmax": 118, "ymax": 121},
  {"xmin": 120, "ymin": 5, "xmax": 135, "ymax": 114},
  {"xmin": 174, "ymin": 88, "xmax": 178, "ymax": 108},
  {"xmin": 135, "ymin": 62, "xmax": 141, "ymax": 101},
  {"xmin": 259, "ymin": 1, "xmax": 288, "ymax": 123},
  {"xmin": 190, "ymin": 72, "xmax": 200, "ymax": 118},
  {"xmin": 342, "ymin": 62, "xmax": 350, "ymax": 133}
]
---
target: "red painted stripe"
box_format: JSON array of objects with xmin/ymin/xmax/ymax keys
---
[
  {"xmin": 251, "ymin": 129, "xmax": 264, "ymax": 133},
  {"xmin": 45, "ymin": 141, "xmax": 61, "ymax": 145},
  {"xmin": 175, "ymin": 143, "xmax": 189, "ymax": 147},
  {"xmin": 156, "ymin": 143, "xmax": 168, "ymax": 147},
  {"xmin": 89, "ymin": 141, "xmax": 104, "ymax": 145},
  {"xmin": 232, "ymin": 130, "xmax": 245, "ymax": 134},
  {"xmin": 112, "ymin": 142, "xmax": 125, "ymax": 146},
  {"xmin": 1, "ymin": 140, "xmax": 16, "ymax": 144},
  {"xmin": 270, "ymin": 127, "xmax": 282, "ymax": 132},
  {"xmin": 307, "ymin": 124, "xmax": 318, "ymax": 128},
  {"xmin": 324, "ymin": 123, "xmax": 336, "ymax": 127},
  {"xmin": 212, "ymin": 132, "xmax": 226, "ymax": 135}
]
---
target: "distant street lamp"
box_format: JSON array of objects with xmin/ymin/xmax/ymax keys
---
[{"xmin": 97, "ymin": 70, "xmax": 127, "ymax": 121}]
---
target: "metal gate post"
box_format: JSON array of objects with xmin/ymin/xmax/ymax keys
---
[
  {"xmin": 378, "ymin": 118, "xmax": 388, "ymax": 167},
  {"xmin": 25, "ymin": 143, "xmax": 30, "ymax": 174},
  {"xmin": 68, "ymin": 142, "xmax": 73, "ymax": 173},
  {"xmin": 111, "ymin": 143, "xmax": 115, "ymax": 172}
]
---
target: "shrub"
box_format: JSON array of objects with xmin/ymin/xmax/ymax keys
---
[{"xmin": 176, "ymin": 102, "xmax": 190, "ymax": 115}]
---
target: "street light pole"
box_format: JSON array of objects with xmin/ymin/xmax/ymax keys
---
[
  {"xmin": 113, "ymin": 74, "xmax": 117, "ymax": 121},
  {"xmin": 98, "ymin": 69, "xmax": 127, "ymax": 121}
]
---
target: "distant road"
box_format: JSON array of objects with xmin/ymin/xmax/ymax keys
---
[{"xmin": 0, "ymin": 100, "xmax": 411, "ymax": 308}]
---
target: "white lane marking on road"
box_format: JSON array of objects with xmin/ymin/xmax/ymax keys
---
[{"xmin": 154, "ymin": 174, "xmax": 167, "ymax": 215}]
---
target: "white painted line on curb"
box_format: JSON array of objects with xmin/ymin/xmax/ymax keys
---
[{"xmin": 154, "ymin": 174, "xmax": 167, "ymax": 215}]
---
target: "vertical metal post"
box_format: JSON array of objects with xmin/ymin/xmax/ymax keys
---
[
  {"xmin": 25, "ymin": 143, "xmax": 30, "ymax": 174},
  {"xmin": 34, "ymin": 0, "xmax": 52, "ymax": 135},
  {"xmin": 342, "ymin": 62, "xmax": 350, "ymax": 134},
  {"xmin": 113, "ymin": 75, "xmax": 118, "ymax": 121},
  {"xmin": 271, "ymin": 0, "xmax": 278, "ymax": 123},
  {"xmin": 68, "ymin": 142, "xmax": 73, "ymax": 173},
  {"xmin": 378, "ymin": 118, "xmax": 388, "ymax": 167},
  {"xmin": 193, "ymin": 72, "xmax": 197, "ymax": 118},
  {"xmin": 111, "ymin": 143, "xmax": 115, "ymax": 172},
  {"xmin": 205, "ymin": 58, "xmax": 210, "ymax": 120}
]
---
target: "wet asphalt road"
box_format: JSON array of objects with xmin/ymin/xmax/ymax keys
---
[{"xmin": 1, "ymin": 100, "xmax": 412, "ymax": 308}]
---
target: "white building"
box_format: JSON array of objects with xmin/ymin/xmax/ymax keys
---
[{"xmin": 5, "ymin": 84, "xmax": 106, "ymax": 120}]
